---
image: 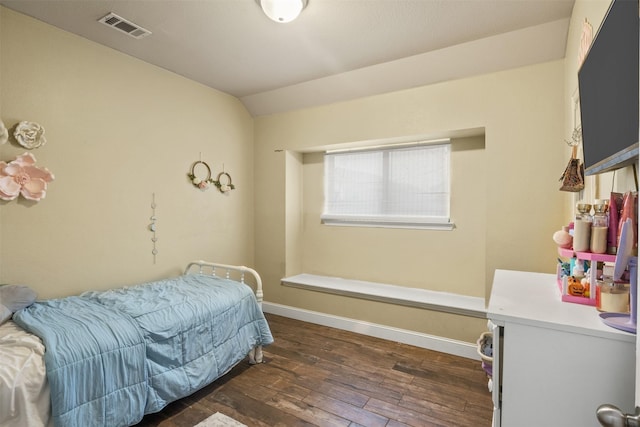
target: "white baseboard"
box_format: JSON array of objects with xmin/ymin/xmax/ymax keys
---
[{"xmin": 262, "ymin": 301, "xmax": 480, "ymax": 360}]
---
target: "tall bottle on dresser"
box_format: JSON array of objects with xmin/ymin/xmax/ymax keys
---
[
  {"xmin": 590, "ymin": 202, "xmax": 609, "ymax": 254},
  {"xmin": 573, "ymin": 203, "xmax": 592, "ymax": 252}
]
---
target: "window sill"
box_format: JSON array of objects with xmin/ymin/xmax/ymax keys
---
[
  {"xmin": 321, "ymin": 220, "xmax": 455, "ymax": 230},
  {"xmin": 281, "ymin": 274, "xmax": 486, "ymax": 318}
]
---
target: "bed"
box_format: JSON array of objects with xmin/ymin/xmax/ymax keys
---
[{"xmin": 0, "ymin": 260, "xmax": 273, "ymax": 427}]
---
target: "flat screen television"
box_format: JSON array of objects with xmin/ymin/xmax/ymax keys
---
[{"xmin": 578, "ymin": 0, "xmax": 639, "ymax": 176}]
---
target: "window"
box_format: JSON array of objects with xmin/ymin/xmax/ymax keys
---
[{"xmin": 322, "ymin": 141, "xmax": 452, "ymax": 229}]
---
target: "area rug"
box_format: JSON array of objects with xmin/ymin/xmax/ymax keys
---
[{"xmin": 194, "ymin": 412, "xmax": 247, "ymax": 427}]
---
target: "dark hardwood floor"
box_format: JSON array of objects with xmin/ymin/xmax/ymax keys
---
[{"xmin": 135, "ymin": 313, "xmax": 493, "ymax": 427}]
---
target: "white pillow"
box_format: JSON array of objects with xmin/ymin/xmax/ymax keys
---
[
  {"xmin": 0, "ymin": 304, "xmax": 10, "ymax": 325},
  {"xmin": 0, "ymin": 285, "xmax": 37, "ymax": 325}
]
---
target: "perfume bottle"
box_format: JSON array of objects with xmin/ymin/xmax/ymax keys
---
[
  {"xmin": 573, "ymin": 203, "xmax": 592, "ymax": 252},
  {"xmin": 590, "ymin": 203, "xmax": 609, "ymax": 254}
]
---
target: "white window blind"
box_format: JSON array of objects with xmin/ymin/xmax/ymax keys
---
[{"xmin": 322, "ymin": 142, "xmax": 452, "ymax": 229}]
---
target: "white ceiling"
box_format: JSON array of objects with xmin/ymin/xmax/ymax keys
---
[{"xmin": 0, "ymin": 0, "xmax": 575, "ymax": 116}]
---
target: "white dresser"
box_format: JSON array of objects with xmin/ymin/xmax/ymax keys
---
[{"xmin": 487, "ymin": 269, "xmax": 635, "ymax": 427}]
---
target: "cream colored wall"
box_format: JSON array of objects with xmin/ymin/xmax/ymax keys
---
[
  {"xmin": 0, "ymin": 8, "xmax": 255, "ymax": 299},
  {"xmin": 564, "ymin": 0, "xmax": 638, "ymax": 215},
  {"xmin": 254, "ymin": 60, "xmax": 566, "ymax": 342},
  {"xmin": 285, "ymin": 150, "xmax": 303, "ymax": 276}
]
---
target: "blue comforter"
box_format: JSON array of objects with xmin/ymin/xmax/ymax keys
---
[{"xmin": 13, "ymin": 274, "xmax": 274, "ymax": 427}]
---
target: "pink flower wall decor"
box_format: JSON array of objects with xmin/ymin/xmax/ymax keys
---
[{"xmin": 0, "ymin": 153, "xmax": 55, "ymax": 201}]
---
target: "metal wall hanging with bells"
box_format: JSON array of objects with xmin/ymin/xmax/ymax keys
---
[{"xmin": 149, "ymin": 193, "xmax": 158, "ymax": 264}]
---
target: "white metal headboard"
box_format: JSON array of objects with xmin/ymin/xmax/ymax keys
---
[{"xmin": 184, "ymin": 260, "xmax": 264, "ymax": 305}]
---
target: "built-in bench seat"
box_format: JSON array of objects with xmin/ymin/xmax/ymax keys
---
[{"xmin": 281, "ymin": 273, "xmax": 486, "ymax": 318}]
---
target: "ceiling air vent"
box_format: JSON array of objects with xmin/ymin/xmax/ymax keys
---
[{"xmin": 98, "ymin": 12, "xmax": 151, "ymax": 39}]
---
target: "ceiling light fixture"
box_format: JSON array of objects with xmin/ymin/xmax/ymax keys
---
[{"xmin": 257, "ymin": 0, "xmax": 308, "ymax": 23}]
